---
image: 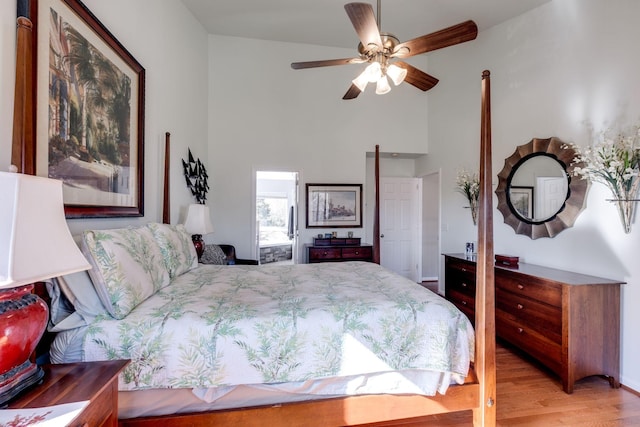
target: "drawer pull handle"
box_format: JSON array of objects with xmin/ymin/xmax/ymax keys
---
[
  {"xmin": 323, "ymin": 252, "xmax": 328, "ymax": 255},
  {"xmin": 355, "ymin": 251, "xmax": 359, "ymax": 255},
  {"xmin": 517, "ymin": 304, "xmax": 524, "ymax": 310},
  {"xmin": 517, "ymin": 284, "xmax": 524, "ymax": 290},
  {"xmin": 461, "ymin": 301, "xmax": 467, "ymax": 306},
  {"xmin": 461, "ymin": 282, "xmax": 468, "ymax": 287},
  {"xmin": 517, "ymin": 327, "xmax": 524, "ymax": 334}
]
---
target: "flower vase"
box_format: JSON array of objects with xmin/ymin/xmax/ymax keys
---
[
  {"xmin": 469, "ymin": 199, "xmax": 478, "ymax": 226},
  {"xmin": 613, "ymin": 199, "xmax": 636, "ymax": 234}
]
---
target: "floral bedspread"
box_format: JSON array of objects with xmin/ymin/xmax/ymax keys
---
[{"xmin": 83, "ymin": 262, "xmax": 474, "ymax": 393}]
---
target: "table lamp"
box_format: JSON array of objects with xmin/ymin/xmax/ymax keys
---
[
  {"xmin": 183, "ymin": 204, "xmax": 214, "ymax": 259},
  {"xmin": 0, "ymin": 171, "xmax": 91, "ymax": 404}
]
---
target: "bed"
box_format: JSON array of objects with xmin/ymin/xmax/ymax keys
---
[
  {"xmin": 12, "ymin": 11, "xmax": 496, "ymax": 419},
  {"xmin": 50, "ymin": 251, "xmax": 474, "ymax": 416}
]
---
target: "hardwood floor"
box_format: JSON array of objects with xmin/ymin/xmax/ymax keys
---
[{"xmin": 388, "ymin": 342, "xmax": 640, "ymax": 426}]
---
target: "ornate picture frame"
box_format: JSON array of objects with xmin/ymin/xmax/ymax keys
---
[
  {"xmin": 32, "ymin": 0, "xmax": 145, "ymax": 218},
  {"xmin": 306, "ymin": 183, "xmax": 362, "ymax": 228}
]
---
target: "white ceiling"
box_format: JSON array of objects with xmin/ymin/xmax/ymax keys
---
[{"xmin": 181, "ymin": 0, "xmax": 551, "ymax": 49}]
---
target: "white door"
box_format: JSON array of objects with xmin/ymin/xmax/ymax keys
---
[
  {"xmin": 379, "ymin": 177, "xmax": 422, "ymax": 282},
  {"xmin": 535, "ymin": 176, "xmax": 568, "ymax": 220}
]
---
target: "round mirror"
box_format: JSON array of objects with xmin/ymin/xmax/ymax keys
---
[
  {"xmin": 508, "ymin": 154, "xmax": 568, "ymax": 222},
  {"xmin": 496, "ymin": 137, "xmax": 589, "ymax": 239}
]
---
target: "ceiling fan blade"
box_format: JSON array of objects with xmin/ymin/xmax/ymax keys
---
[
  {"xmin": 291, "ymin": 58, "xmax": 363, "ymax": 70},
  {"xmin": 393, "ymin": 20, "xmax": 478, "ymax": 58},
  {"xmin": 344, "ymin": 3, "xmax": 383, "ymax": 50},
  {"xmin": 394, "ymin": 61, "xmax": 439, "ymax": 91},
  {"xmin": 343, "ymin": 84, "xmax": 362, "ymax": 100}
]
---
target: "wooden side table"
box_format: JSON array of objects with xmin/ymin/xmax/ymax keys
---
[{"xmin": 6, "ymin": 360, "xmax": 129, "ymax": 427}]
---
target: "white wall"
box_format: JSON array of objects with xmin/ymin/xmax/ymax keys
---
[
  {"xmin": 0, "ymin": 0, "xmax": 209, "ymax": 233},
  {"xmin": 420, "ymin": 0, "xmax": 640, "ymax": 392},
  {"xmin": 207, "ymin": 35, "xmax": 431, "ymax": 260}
]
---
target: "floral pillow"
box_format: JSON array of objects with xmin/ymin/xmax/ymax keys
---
[
  {"xmin": 81, "ymin": 226, "xmax": 171, "ymax": 320},
  {"xmin": 147, "ymin": 223, "xmax": 198, "ymax": 278},
  {"xmin": 200, "ymin": 244, "xmax": 227, "ymax": 265}
]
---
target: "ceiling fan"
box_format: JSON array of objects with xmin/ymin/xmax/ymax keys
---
[{"xmin": 291, "ymin": 1, "xmax": 478, "ymax": 100}]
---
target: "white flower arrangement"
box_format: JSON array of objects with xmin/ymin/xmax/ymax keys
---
[
  {"xmin": 566, "ymin": 125, "xmax": 640, "ymax": 233},
  {"xmin": 456, "ymin": 169, "xmax": 480, "ymax": 225}
]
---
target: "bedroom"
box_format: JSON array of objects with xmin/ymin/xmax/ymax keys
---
[{"xmin": 0, "ymin": 0, "xmax": 638, "ymax": 422}]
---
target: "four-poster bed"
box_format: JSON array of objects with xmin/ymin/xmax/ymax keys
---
[
  {"xmin": 116, "ymin": 73, "xmax": 495, "ymax": 427},
  {"xmin": 9, "ymin": 4, "xmax": 496, "ymax": 419}
]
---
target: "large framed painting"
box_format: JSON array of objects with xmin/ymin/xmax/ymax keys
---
[
  {"xmin": 33, "ymin": 0, "xmax": 145, "ymax": 218},
  {"xmin": 306, "ymin": 184, "xmax": 362, "ymax": 228}
]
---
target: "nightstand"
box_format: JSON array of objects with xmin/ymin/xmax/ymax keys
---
[{"xmin": 6, "ymin": 360, "xmax": 129, "ymax": 427}]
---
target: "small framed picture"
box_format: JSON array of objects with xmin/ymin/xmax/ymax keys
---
[
  {"xmin": 509, "ymin": 186, "xmax": 534, "ymax": 219},
  {"xmin": 324, "ymin": 233, "xmax": 332, "ymax": 238},
  {"xmin": 306, "ymin": 183, "xmax": 363, "ymax": 228}
]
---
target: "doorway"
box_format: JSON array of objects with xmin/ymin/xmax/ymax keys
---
[
  {"xmin": 379, "ymin": 177, "xmax": 422, "ymax": 282},
  {"xmin": 421, "ymin": 171, "xmax": 440, "ymax": 283},
  {"xmin": 255, "ymin": 171, "xmax": 298, "ymax": 264}
]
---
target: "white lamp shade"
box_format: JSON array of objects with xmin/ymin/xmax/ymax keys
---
[
  {"xmin": 387, "ymin": 64, "xmax": 407, "ymax": 86},
  {"xmin": 183, "ymin": 204, "xmax": 214, "ymax": 235},
  {"xmin": 352, "ymin": 70, "xmax": 369, "ymax": 92},
  {"xmin": 365, "ymin": 62, "xmax": 382, "ymax": 83},
  {"xmin": 375, "ymin": 75, "xmax": 391, "ymax": 95},
  {"xmin": 0, "ymin": 172, "xmax": 91, "ymax": 289}
]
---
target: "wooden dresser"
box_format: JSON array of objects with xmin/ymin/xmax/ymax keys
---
[
  {"xmin": 306, "ymin": 238, "xmax": 373, "ymax": 263},
  {"xmin": 444, "ymin": 253, "xmax": 623, "ymax": 393}
]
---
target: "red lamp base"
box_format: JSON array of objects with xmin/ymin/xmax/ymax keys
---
[
  {"xmin": 0, "ymin": 285, "xmax": 48, "ymax": 405},
  {"xmin": 191, "ymin": 234, "xmax": 204, "ymax": 259}
]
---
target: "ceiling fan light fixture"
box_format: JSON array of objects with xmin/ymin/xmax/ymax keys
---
[
  {"xmin": 365, "ymin": 61, "xmax": 382, "ymax": 83},
  {"xmin": 352, "ymin": 70, "xmax": 370, "ymax": 92},
  {"xmin": 375, "ymin": 75, "xmax": 391, "ymax": 95},
  {"xmin": 387, "ymin": 63, "xmax": 407, "ymax": 86}
]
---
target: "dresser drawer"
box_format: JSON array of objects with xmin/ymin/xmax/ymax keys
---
[
  {"xmin": 496, "ymin": 309, "xmax": 562, "ymax": 374},
  {"xmin": 446, "ymin": 258, "xmax": 476, "ymax": 275},
  {"xmin": 447, "ymin": 271, "xmax": 476, "ymax": 297},
  {"xmin": 496, "ymin": 273, "xmax": 562, "ymax": 307},
  {"xmin": 342, "ymin": 246, "xmax": 372, "ymax": 260},
  {"xmin": 308, "ymin": 248, "xmax": 342, "ymax": 261},
  {"xmin": 496, "ymin": 288, "xmax": 562, "ymax": 341},
  {"xmin": 447, "ymin": 289, "xmax": 475, "ymax": 323}
]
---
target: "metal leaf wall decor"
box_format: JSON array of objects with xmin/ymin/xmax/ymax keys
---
[{"xmin": 182, "ymin": 148, "xmax": 209, "ymax": 204}]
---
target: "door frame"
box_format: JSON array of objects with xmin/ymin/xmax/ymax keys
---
[
  {"xmin": 418, "ymin": 169, "xmax": 441, "ymax": 289},
  {"xmin": 253, "ymin": 170, "xmax": 300, "ymax": 264}
]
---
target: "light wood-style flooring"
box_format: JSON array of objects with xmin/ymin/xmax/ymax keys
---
[{"xmin": 386, "ymin": 342, "xmax": 640, "ymax": 426}]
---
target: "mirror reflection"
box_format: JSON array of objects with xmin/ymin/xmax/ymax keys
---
[
  {"xmin": 495, "ymin": 136, "xmax": 588, "ymax": 239},
  {"xmin": 508, "ymin": 154, "xmax": 568, "ymax": 222}
]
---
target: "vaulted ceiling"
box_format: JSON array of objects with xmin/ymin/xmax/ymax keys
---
[{"xmin": 181, "ymin": 0, "xmax": 551, "ymax": 49}]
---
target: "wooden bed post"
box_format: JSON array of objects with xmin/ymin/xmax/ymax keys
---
[
  {"xmin": 373, "ymin": 145, "xmax": 381, "ymax": 264},
  {"xmin": 11, "ymin": 2, "xmax": 37, "ymax": 175},
  {"xmin": 473, "ymin": 70, "xmax": 497, "ymax": 426},
  {"xmin": 163, "ymin": 132, "xmax": 171, "ymax": 224}
]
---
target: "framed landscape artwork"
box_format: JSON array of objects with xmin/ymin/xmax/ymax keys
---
[
  {"xmin": 33, "ymin": 0, "xmax": 145, "ymax": 218},
  {"xmin": 306, "ymin": 184, "xmax": 362, "ymax": 228},
  {"xmin": 510, "ymin": 186, "xmax": 534, "ymax": 219}
]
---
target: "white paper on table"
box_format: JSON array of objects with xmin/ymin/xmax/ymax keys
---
[{"xmin": 0, "ymin": 401, "xmax": 89, "ymax": 426}]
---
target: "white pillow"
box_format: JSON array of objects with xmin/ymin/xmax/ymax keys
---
[
  {"xmin": 147, "ymin": 223, "xmax": 198, "ymax": 278},
  {"xmin": 81, "ymin": 226, "xmax": 170, "ymax": 319}
]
